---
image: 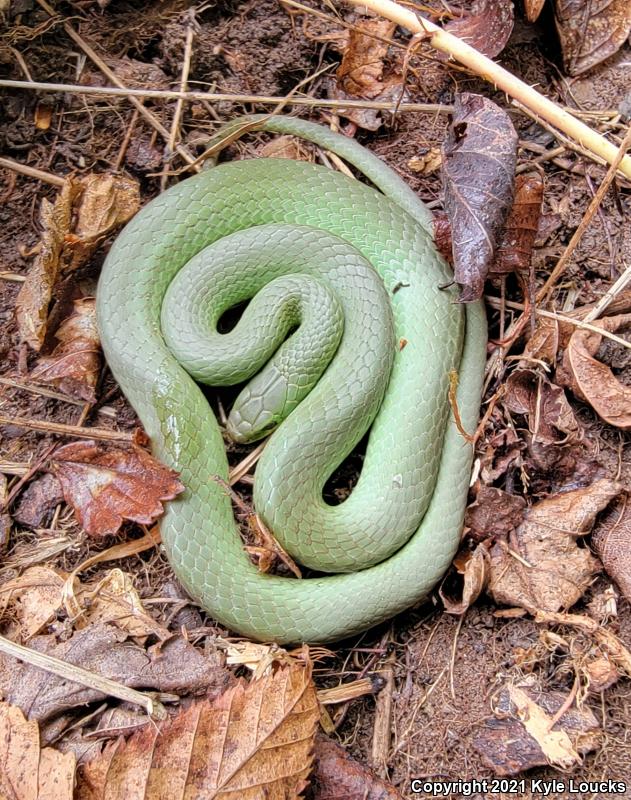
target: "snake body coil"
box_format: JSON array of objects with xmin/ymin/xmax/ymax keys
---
[{"xmin": 96, "ymin": 116, "xmax": 487, "ymax": 643}]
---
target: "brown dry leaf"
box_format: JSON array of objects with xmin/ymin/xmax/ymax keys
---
[
  {"xmin": 30, "ymin": 298, "xmax": 101, "ymax": 402},
  {"xmin": 465, "ymin": 486, "xmax": 527, "ymax": 539},
  {"xmin": 75, "ymin": 568, "xmax": 171, "ymax": 641},
  {"xmin": 440, "ymin": 543, "xmax": 490, "ymax": 614},
  {"xmin": 259, "ymin": 135, "xmax": 315, "ymax": 161},
  {"xmin": 312, "ymin": 732, "xmax": 404, "ymax": 799},
  {"xmin": 592, "ymin": 494, "xmax": 631, "ymax": 602},
  {"xmin": 66, "ymin": 174, "xmax": 139, "ymax": 270},
  {"xmin": 77, "ymin": 662, "xmax": 318, "ymax": 799},
  {"xmin": 492, "ymin": 172, "xmax": 544, "ymax": 275},
  {"xmin": 522, "ymin": 315, "xmax": 560, "ymax": 365},
  {"xmin": 504, "ymin": 369, "xmax": 582, "ymax": 445},
  {"xmin": 15, "ymin": 181, "xmax": 81, "ymax": 351},
  {"xmin": 49, "ymin": 441, "xmax": 184, "ymax": 537},
  {"xmin": 584, "ymin": 654, "xmax": 620, "ymax": 692},
  {"xmin": 441, "ymin": 93, "xmax": 518, "ymax": 301},
  {"xmin": 432, "ymin": 210, "xmax": 453, "ymax": 265},
  {"xmin": 0, "ymin": 702, "xmax": 75, "ymax": 800},
  {"xmin": 0, "ymin": 566, "xmax": 65, "ymax": 641},
  {"xmin": 16, "ymin": 175, "xmax": 139, "ymax": 351},
  {"xmin": 554, "ymin": 0, "xmax": 631, "ymax": 76},
  {"xmin": 488, "ymin": 478, "xmax": 621, "ymax": 613},
  {"xmin": 331, "ymin": 17, "xmax": 406, "ymax": 130},
  {"xmin": 444, "ymin": 0, "xmax": 514, "ymax": 58},
  {"xmin": 337, "ymin": 18, "xmax": 395, "ymax": 97},
  {"xmin": 12, "ymin": 473, "xmax": 64, "ymax": 528},
  {"xmin": 0, "ymin": 624, "xmax": 230, "ymax": 724},
  {"xmin": 558, "ymin": 313, "xmax": 631, "ymax": 430},
  {"xmin": 524, "ymin": 0, "xmax": 546, "ymax": 22},
  {"xmin": 472, "ymin": 679, "xmax": 600, "ymax": 775}
]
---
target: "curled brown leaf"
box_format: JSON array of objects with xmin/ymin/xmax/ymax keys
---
[
  {"xmin": 444, "ymin": 0, "xmax": 514, "ymax": 58},
  {"xmin": 49, "ymin": 441, "xmax": 184, "ymax": 537},
  {"xmin": 558, "ymin": 313, "xmax": 631, "ymax": 430},
  {"xmin": 331, "ymin": 17, "xmax": 405, "ymax": 130},
  {"xmin": 493, "ymin": 172, "xmax": 544, "ymax": 275},
  {"xmin": 16, "ymin": 174, "xmax": 139, "ymax": 351},
  {"xmin": 30, "ymin": 298, "xmax": 101, "ymax": 402},
  {"xmin": 441, "ymin": 93, "xmax": 518, "ymax": 301},
  {"xmin": 440, "ymin": 543, "xmax": 490, "ymax": 614}
]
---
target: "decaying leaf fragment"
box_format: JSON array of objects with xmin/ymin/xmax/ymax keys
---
[
  {"xmin": 504, "ymin": 369, "xmax": 582, "ymax": 445},
  {"xmin": 493, "ymin": 172, "xmax": 544, "ymax": 275},
  {"xmin": 0, "ymin": 624, "xmax": 229, "ymax": 724},
  {"xmin": 332, "ymin": 17, "xmax": 405, "ymax": 130},
  {"xmin": 472, "ymin": 679, "xmax": 600, "ymax": 775},
  {"xmin": 444, "ymin": 0, "xmax": 514, "ymax": 59},
  {"xmin": 465, "ymin": 486, "xmax": 527, "ymax": 539},
  {"xmin": 488, "ymin": 479, "xmax": 621, "ymax": 613},
  {"xmin": 77, "ymin": 662, "xmax": 319, "ymax": 799},
  {"xmin": 441, "ymin": 93, "xmax": 518, "ymax": 301},
  {"xmin": 592, "ymin": 494, "xmax": 631, "ymax": 602},
  {"xmin": 16, "ymin": 174, "xmax": 139, "ymax": 351},
  {"xmin": 30, "ymin": 298, "xmax": 101, "ymax": 402},
  {"xmin": 0, "ymin": 702, "xmax": 75, "ymax": 800},
  {"xmin": 440, "ymin": 543, "xmax": 490, "ymax": 614},
  {"xmin": 49, "ymin": 441, "xmax": 184, "ymax": 537},
  {"xmin": 0, "ymin": 565, "xmax": 66, "ymax": 641},
  {"xmin": 554, "ymin": 0, "xmax": 631, "ymax": 76},
  {"xmin": 312, "ymin": 732, "xmax": 404, "ymax": 799},
  {"xmin": 558, "ymin": 313, "xmax": 631, "ymax": 430},
  {"xmin": 524, "ymin": 0, "xmax": 546, "ymax": 22}
]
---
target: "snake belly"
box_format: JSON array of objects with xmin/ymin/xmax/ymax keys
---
[{"xmin": 96, "ymin": 115, "xmax": 487, "ymax": 644}]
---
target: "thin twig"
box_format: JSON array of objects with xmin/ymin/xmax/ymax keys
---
[
  {"xmin": 484, "ymin": 295, "xmax": 631, "ymax": 351},
  {"xmin": 0, "ymin": 634, "xmax": 166, "ymax": 719},
  {"xmin": 583, "ymin": 264, "xmax": 631, "ymax": 323},
  {"xmin": 162, "ymin": 11, "xmax": 197, "ymax": 190},
  {"xmin": 0, "ymin": 156, "xmax": 65, "ymax": 187},
  {"xmin": 0, "ymin": 376, "xmax": 85, "ymax": 406},
  {"xmin": 342, "ymin": 0, "xmax": 631, "ymax": 179},
  {"xmin": 0, "ymin": 413, "xmax": 134, "ymax": 441}
]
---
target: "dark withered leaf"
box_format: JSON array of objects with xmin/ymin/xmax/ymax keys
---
[
  {"xmin": 444, "ymin": 0, "xmax": 514, "ymax": 58},
  {"xmin": 554, "ymin": 0, "xmax": 631, "ymax": 76},
  {"xmin": 441, "ymin": 93, "xmax": 518, "ymax": 301}
]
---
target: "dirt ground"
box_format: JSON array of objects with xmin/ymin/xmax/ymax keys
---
[{"xmin": 1, "ymin": 1, "xmax": 631, "ymax": 798}]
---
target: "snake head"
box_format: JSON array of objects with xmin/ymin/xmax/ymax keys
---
[{"xmin": 227, "ymin": 365, "xmax": 290, "ymax": 443}]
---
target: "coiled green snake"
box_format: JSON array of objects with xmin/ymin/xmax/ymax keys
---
[{"xmin": 96, "ymin": 115, "xmax": 486, "ymax": 644}]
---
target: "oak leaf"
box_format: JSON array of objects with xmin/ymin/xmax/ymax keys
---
[
  {"xmin": 77, "ymin": 662, "xmax": 319, "ymax": 799},
  {"xmin": 49, "ymin": 441, "xmax": 184, "ymax": 537}
]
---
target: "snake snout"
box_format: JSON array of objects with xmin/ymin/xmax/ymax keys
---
[{"xmin": 227, "ymin": 366, "xmax": 289, "ymax": 443}]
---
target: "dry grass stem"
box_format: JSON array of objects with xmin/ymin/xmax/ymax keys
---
[{"xmin": 0, "ymin": 634, "xmax": 166, "ymax": 719}]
